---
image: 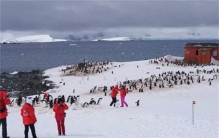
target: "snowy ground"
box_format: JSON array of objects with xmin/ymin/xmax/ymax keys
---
[{"xmin": 4, "ymin": 56, "xmax": 219, "ymax": 138}]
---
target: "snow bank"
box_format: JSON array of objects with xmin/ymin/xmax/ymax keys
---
[
  {"xmin": 164, "ymin": 55, "xmax": 184, "ymax": 62},
  {"xmin": 211, "ymin": 57, "xmax": 219, "ymax": 65},
  {"xmin": 92, "ymin": 37, "xmax": 131, "ymax": 41}
]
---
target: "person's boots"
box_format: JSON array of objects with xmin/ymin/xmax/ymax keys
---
[{"xmin": 63, "ymin": 133, "xmax": 65, "ymax": 135}]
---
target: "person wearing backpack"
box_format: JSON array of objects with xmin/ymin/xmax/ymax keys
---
[
  {"xmin": 110, "ymin": 85, "xmax": 119, "ymax": 107},
  {"xmin": 20, "ymin": 97, "xmax": 37, "ymax": 138},
  {"xmin": 53, "ymin": 98, "xmax": 68, "ymax": 136},
  {"xmin": 0, "ymin": 90, "xmax": 11, "ymax": 138}
]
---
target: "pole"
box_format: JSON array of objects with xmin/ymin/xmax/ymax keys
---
[{"xmin": 192, "ymin": 104, "xmax": 194, "ymax": 125}]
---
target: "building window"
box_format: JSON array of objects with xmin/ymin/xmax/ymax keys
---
[
  {"xmin": 213, "ymin": 50, "xmax": 217, "ymax": 56},
  {"xmin": 202, "ymin": 51, "xmax": 206, "ymax": 55},
  {"xmin": 196, "ymin": 50, "xmax": 198, "ymax": 55}
]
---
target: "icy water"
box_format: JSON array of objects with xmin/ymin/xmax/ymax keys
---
[{"xmin": 0, "ymin": 40, "xmax": 218, "ymax": 73}]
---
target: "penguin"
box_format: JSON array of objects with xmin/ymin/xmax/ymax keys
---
[
  {"xmin": 62, "ymin": 95, "xmax": 65, "ymax": 102},
  {"xmin": 67, "ymin": 96, "xmax": 71, "ymax": 102},
  {"xmin": 76, "ymin": 95, "xmax": 80, "ymax": 106},
  {"xmin": 32, "ymin": 98, "xmax": 36, "ymax": 107},
  {"xmin": 81, "ymin": 102, "xmax": 89, "ymax": 108},
  {"xmin": 49, "ymin": 100, "xmax": 53, "ymax": 109},
  {"xmin": 70, "ymin": 96, "xmax": 74, "ymax": 105},
  {"xmin": 9, "ymin": 99, "xmax": 14, "ymax": 107},
  {"xmin": 135, "ymin": 100, "xmax": 140, "ymax": 106},
  {"xmin": 159, "ymin": 84, "xmax": 161, "ymax": 88},
  {"xmin": 89, "ymin": 98, "xmax": 96, "ymax": 105},
  {"xmin": 96, "ymin": 98, "xmax": 103, "ymax": 105},
  {"xmin": 149, "ymin": 84, "xmax": 152, "ymax": 90}
]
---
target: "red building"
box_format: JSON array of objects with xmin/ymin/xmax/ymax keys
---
[{"xmin": 184, "ymin": 43, "xmax": 219, "ymax": 64}]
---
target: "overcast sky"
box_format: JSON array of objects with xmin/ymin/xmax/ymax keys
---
[{"xmin": 1, "ymin": 0, "xmax": 218, "ymax": 38}]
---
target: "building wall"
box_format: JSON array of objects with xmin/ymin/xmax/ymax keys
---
[
  {"xmin": 198, "ymin": 50, "xmax": 212, "ymax": 64},
  {"xmin": 184, "ymin": 46, "xmax": 200, "ymax": 62},
  {"xmin": 211, "ymin": 47, "xmax": 219, "ymax": 61},
  {"xmin": 184, "ymin": 46, "xmax": 219, "ymax": 64}
]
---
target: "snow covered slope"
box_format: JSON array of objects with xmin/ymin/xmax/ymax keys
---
[
  {"xmin": 92, "ymin": 37, "xmax": 131, "ymax": 41},
  {"xmin": 6, "ymin": 55, "xmax": 219, "ymax": 138}
]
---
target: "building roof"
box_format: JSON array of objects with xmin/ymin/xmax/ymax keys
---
[{"xmin": 185, "ymin": 43, "xmax": 219, "ymax": 47}]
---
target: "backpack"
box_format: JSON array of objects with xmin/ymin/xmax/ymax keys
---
[{"xmin": 0, "ymin": 99, "xmax": 6, "ymax": 113}]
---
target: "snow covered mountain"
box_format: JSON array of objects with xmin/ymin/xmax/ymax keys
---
[{"xmin": 92, "ymin": 37, "xmax": 132, "ymax": 41}]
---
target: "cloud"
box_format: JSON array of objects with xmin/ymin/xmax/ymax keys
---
[{"xmin": 1, "ymin": 0, "xmax": 218, "ymax": 37}]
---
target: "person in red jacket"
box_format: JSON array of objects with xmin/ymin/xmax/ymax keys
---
[
  {"xmin": 110, "ymin": 85, "xmax": 119, "ymax": 107},
  {"xmin": 20, "ymin": 97, "xmax": 37, "ymax": 138},
  {"xmin": 53, "ymin": 98, "xmax": 69, "ymax": 136},
  {"xmin": 43, "ymin": 92, "xmax": 49, "ymax": 101},
  {"xmin": 118, "ymin": 85, "xmax": 130, "ymax": 107},
  {"xmin": 0, "ymin": 90, "xmax": 10, "ymax": 138}
]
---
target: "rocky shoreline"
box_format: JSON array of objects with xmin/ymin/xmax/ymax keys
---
[{"xmin": 0, "ymin": 69, "xmax": 55, "ymax": 97}]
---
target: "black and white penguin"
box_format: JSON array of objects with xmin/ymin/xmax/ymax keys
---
[
  {"xmin": 49, "ymin": 100, "xmax": 53, "ymax": 109},
  {"xmin": 81, "ymin": 102, "xmax": 89, "ymax": 108},
  {"xmin": 9, "ymin": 99, "xmax": 14, "ymax": 107},
  {"xmin": 66, "ymin": 96, "xmax": 70, "ymax": 102},
  {"xmin": 62, "ymin": 95, "xmax": 65, "ymax": 102},
  {"xmin": 89, "ymin": 98, "xmax": 96, "ymax": 105},
  {"xmin": 96, "ymin": 98, "xmax": 103, "ymax": 105},
  {"xmin": 135, "ymin": 100, "xmax": 140, "ymax": 106}
]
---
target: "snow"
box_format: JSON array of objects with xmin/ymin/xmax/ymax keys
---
[
  {"xmin": 9, "ymin": 71, "xmax": 18, "ymax": 75},
  {"xmin": 0, "ymin": 32, "xmax": 18, "ymax": 43},
  {"xmin": 16, "ymin": 35, "xmax": 54, "ymax": 43},
  {"xmin": 92, "ymin": 37, "xmax": 131, "ymax": 41},
  {"xmin": 211, "ymin": 57, "xmax": 219, "ymax": 65},
  {"xmin": 5, "ymin": 55, "xmax": 219, "ymax": 138}
]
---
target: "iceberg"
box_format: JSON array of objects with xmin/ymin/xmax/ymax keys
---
[
  {"xmin": 16, "ymin": 35, "xmax": 54, "ymax": 43},
  {"xmin": 0, "ymin": 32, "xmax": 19, "ymax": 43},
  {"xmin": 92, "ymin": 37, "xmax": 131, "ymax": 41}
]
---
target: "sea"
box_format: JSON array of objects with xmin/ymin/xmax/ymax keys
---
[{"xmin": 0, "ymin": 40, "xmax": 218, "ymax": 73}]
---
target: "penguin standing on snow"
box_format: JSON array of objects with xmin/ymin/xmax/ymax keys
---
[
  {"xmin": 135, "ymin": 100, "xmax": 140, "ymax": 106},
  {"xmin": 96, "ymin": 98, "xmax": 103, "ymax": 105},
  {"xmin": 81, "ymin": 102, "xmax": 89, "ymax": 108},
  {"xmin": 49, "ymin": 100, "xmax": 53, "ymax": 109}
]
